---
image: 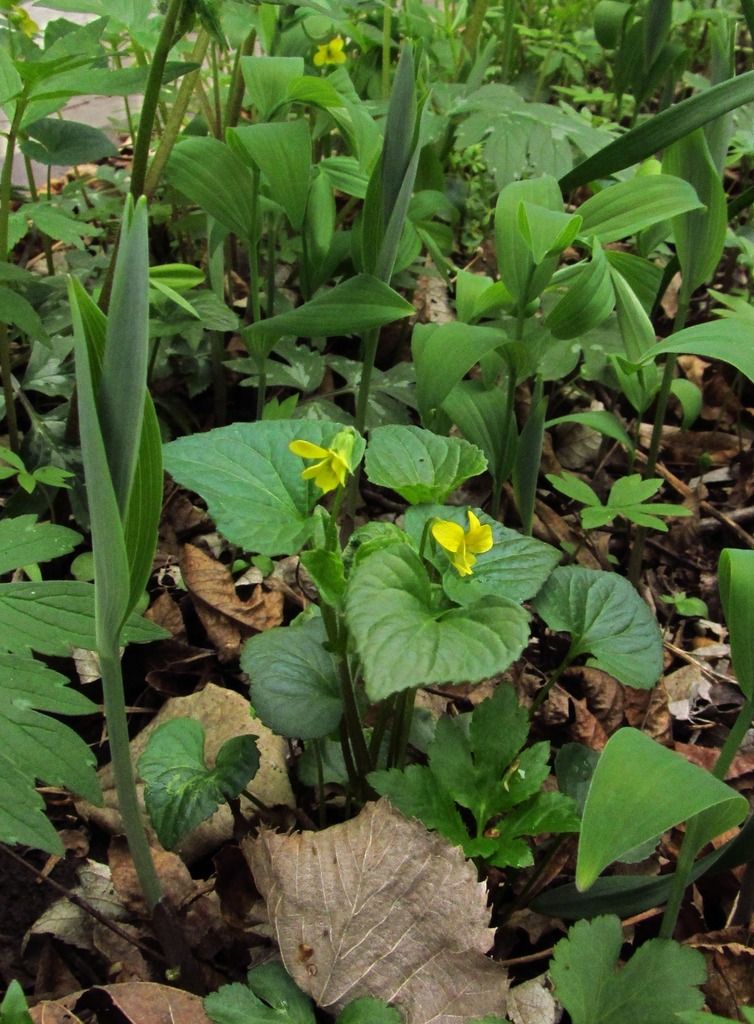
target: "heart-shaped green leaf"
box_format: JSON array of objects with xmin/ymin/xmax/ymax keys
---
[
  {"xmin": 533, "ymin": 566, "xmax": 662, "ymax": 688},
  {"xmin": 405, "ymin": 505, "xmax": 561, "ymax": 605},
  {"xmin": 164, "ymin": 420, "xmax": 365, "ymax": 555},
  {"xmin": 345, "ymin": 544, "xmax": 530, "ymax": 701},
  {"xmin": 365, "ymin": 426, "xmax": 487, "ymax": 504},
  {"xmin": 241, "ymin": 616, "xmax": 342, "ymax": 740},
  {"xmin": 139, "ymin": 718, "xmax": 259, "ymax": 850}
]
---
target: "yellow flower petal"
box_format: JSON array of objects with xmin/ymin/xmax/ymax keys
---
[
  {"xmin": 452, "ymin": 548, "xmax": 475, "ymax": 576},
  {"xmin": 432, "ymin": 520, "xmax": 465, "ymax": 554},
  {"xmin": 466, "ymin": 511, "xmax": 493, "ymax": 555},
  {"xmin": 313, "ymin": 48, "xmax": 326, "ymax": 67},
  {"xmin": 289, "ymin": 439, "xmax": 329, "ymax": 459},
  {"xmin": 312, "ymin": 462, "xmax": 340, "ymax": 494}
]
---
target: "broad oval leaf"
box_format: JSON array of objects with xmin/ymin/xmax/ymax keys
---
[
  {"xmin": 345, "ymin": 543, "xmax": 530, "ymax": 701},
  {"xmin": 533, "ymin": 566, "xmax": 662, "ymax": 688},
  {"xmin": 164, "ymin": 420, "xmax": 365, "ymax": 556},
  {"xmin": 241, "ymin": 616, "xmax": 342, "ymax": 740},
  {"xmin": 576, "ymin": 728, "xmax": 747, "ymax": 891},
  {"xmin": 166, "ymin": 136, "xmax": 257, "ymax": 240},
  {"xmin": 365, "ymin": 425, "xmax": 487, "ymax": 504},
  {"xmin": 405, "ymin": 505, "xmax": 561, "ymax": 605},
  {"xmin": 139, "ymin": 717, "xmax": 259, "ymax": 850},
  {"xmin": 576, "ymin": 175, "xmax": 702, "ymax": 243}
]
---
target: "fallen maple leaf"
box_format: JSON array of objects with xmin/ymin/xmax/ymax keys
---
[{"xmin": 245, "ymin": 799, "xmax": 508, "ymax": 1024}]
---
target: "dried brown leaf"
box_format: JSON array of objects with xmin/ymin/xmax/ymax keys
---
[
  {"xmin": 245, "ymin": 799, "xmax": 508, "ymax": 1023},
  {"xmin": 32, "ymin": 983, "xmax": 211, "ymax": 1024}
]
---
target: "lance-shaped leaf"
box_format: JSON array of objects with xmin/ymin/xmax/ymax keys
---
[
  {"xmin": 229, "ymin": 121, "xmax": 311, "ymax": 231},
  {"xmin": 636, "ymin": 318, "xmax": 754, "ymax": 385},
  {"xmin": 719, "ymin": 548, "xmax": 754, "ymax": 700},
  {"xmin": 576, "ymin": 728, "xmax": 747, "ymax": 890},
  {"xmin": 365, "ymin": 425, "xmax": 487, "ymax": 504},
  {"xmin": 139, "ymin": 718, "xmax": 259, "ymax": 851},
  {"xmin": 533, "ymin": 566, "xmax": 662, "ymax": 689},
  {"xmin": 166, "ymin": 136, "xmax": 257, "ymax": 240},
  {"xmin": 576, "ymin": 174, "xmax": 702, "ymax": 243},
  {"xmin": 345, "ymin": 544, "xmax": 530, "ymax": 701},
  {"xmin": 0, "ymin": 654, "xmax": 101, "ymax": 854},
  {"xmin": 245, "ymin": 799, "xmax": 509, "ymax": 1023}
]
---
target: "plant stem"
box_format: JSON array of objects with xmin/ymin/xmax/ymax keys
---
[
  {"xmin": 659, "ymin": 695, "xmax": 754, "ymax": 938},
  {"xmin": 99, "ymin": 641, "xmax": 163, "ymax": 912},
  {"xmin": 500, "ymin": 0, "xmax": 518, "ymax": 82},
  {"xmin": 390, "ymin": 687, "xmax": 416, "ymax": 770},
  {"xmin": 627, "ymin": 298, "xmax": 689, "ymax": 585},
  {"xmin": 130, "ymin": 0, "xmax": 185, "ymax": 199},
  {"xmin": 465, "ymin": 0, "xmax": 490, "ymax": 54},
  {"xmin": 354, "ymin": 327, "xmax": 379, "ymax": 434},
  {"xmin": 224, "ymin": 29, "xmax": 256, "ymax": 132},
  {"xmin": 144, "ymin": 30, "xmax": 210, "ymax": 197},
  {"xmin": 381, "ymin": 1, "xmax": 392, "ymax": 99},
  {"xmin": 530, "ymin": 651, "xmax": 574, "ymax": 715},
  {"xmin": 0, "ymin": 94, "xmax": 26, "ymax": 453},
  {"xmin": 313, "ymin": 740, "xmax": 327, "ymax": 828},
  {"xmin": 22, "ymin": 154, "xmax": 54, "ymax": 275}
]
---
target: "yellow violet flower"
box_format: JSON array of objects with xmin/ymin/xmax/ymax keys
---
[
  {"xmin": 313, "ymin": 36, "xmax": 347, "ymax": 67},
  {"xmin": 432, "ymin": 510, "xmax": 493, "ymax": 577},
  {"xmin": 289, "ymin": 430, "xmax": 355, "ymax": 494}
]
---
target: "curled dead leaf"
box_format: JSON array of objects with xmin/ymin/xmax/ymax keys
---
[{"xmin": 244, "ymin": 799, "xmax": 508, "ymax": 1024}]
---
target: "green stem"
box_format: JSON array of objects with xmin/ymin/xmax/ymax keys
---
[
  {"xmin": 659, "ymin": 695, "xmax": 754, "ymax": 939},
  {"xmin": 210, "ymin": 43, "xmax": 223, "ymax": 134},
  {"xmin": 254, "ymin": 354, "xmax": 267, "ymax": 420},
  {"xmin": 22, "ymin": 154, "xmax": 54, "ymax": 275},
  {"xmin": 354, "ymin": 327, "xmax": 379, "ymax": 434},
  {"xmin": 144, "ymin": 30, "xmax": 210, "ymax": 198},
  {"xmin": 381, "ymin": 2, "xmax": 393, "ymax": 99},
  {"xmin": 500, "ymin": 0, "xmax": 518, "ymax": 82},
  {"xmin": 465, "ymin": 0, "xmax": 490, "ymax": 54},
  {"xmin": 369, "ymin": 695, "xmax": 395, "ymax": 767},
  {"xmin": 0, "ymin": 94, "xmax": 26, "ymax": 453},
  {"xmin": 530, "ymin": 651, "xmax": 574, "ymax": 715},
  {"xmin": 627, "ymin": 297, "xmax": 689, "ymax": 585},
  {"xmin": 265, "ymin": 212, "xmax": 276, "ymax": 318},
  {"xmin": 99, "ymin": 641, "xmax": 163, "ymax": 912},
  {"xmin": 130, "ymin": 0, "xmax": 185, "ymax": 199},
  {"xmin": 224, "ymin": 30, "xmax": 256, "ymax": 132},
  {"xmin": 313, "ymin": 740, "xmax": 327, "ymax": 828},
  {"xmin": 391, "ymin": 687, "xmax": 416, "ymax": 770}
]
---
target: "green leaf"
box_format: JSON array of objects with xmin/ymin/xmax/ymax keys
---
[
  {"xmin": 719, "ymin": 549, "xmax": 754, "ymax": 699},
  {"xmin": 638, "ymin": 318, "xmax": 754, "ymax": 387},
  {"xmin": 164, "ymin": 420, "xmax": 364, "ymax": 555},
  {"xmin": 0, "ymin": 581, "xmax": 166, "ymax": 655},
  {"xmin": 576, "ymin": 729, "xmax": 747, "ymax": 890},
  {"xmin": 0, "ymin": 654, "xmax": 100, "ymax": 854},
  {"xmin": 518, "ymin": 202, "xmax": 582, "ymax": 263},
  {"xmin": 495, "ymin": 176, "xmax": 564, "ymax": 309},
  {"xmin": 240, "ymin": 55, "xmax": 304, "ymax": 121},
  {"xmin": 241, "ymin": 616, "xmax": 342, "ymax": 740},
  {"xmin": 139, "ymin": 718, "xmax": 259, "ymax": 850},
  {"xmin": 0, "ymin": 980, "xmax": 33, "ymax": 1024},
  {"xmin": 337, "ymin": 998, "xmax": 402, "ymax": 1024},
  {"xmin": 365, "ymin": 425, "xmax": 487, "ymax": 504},
  {"xmin": 0, "ymin": 46, "xmax": 23, "ymax": 106},
  {"xmin": 299, "ymin": 548, "xmax": 346, "ymax": 607},
  {"xmin": 560, "ymin": 70, "xmax": 754, "ymax": 190},
  {"xmin": 545, "ymin": 242, "xmax": 615, "ymax": 340},
  {"xmin": 412, "ymin": 323, "xmax": 507, "ymax": 428},
  {"xmin": 166, "ymin": 137, "xmax": 257, "ymax": 241},
  {"xmin": 205, "ymin": 961, "xmax": 315, "ymax": 1024},
  {"xmin": 242, "ymin": 275, "xmax": 414, "ymax": 355},
  {"xmin": 442, "ymin": 380, "xmax": 515, "ymax": 492},
  {"xmin": 663, "ymin": 130, "xmax": 727, "ymax": 297},
  {"xmin": 546, "ymin": 473, "xmax": 601, "ymax": 507},
  {"xmin": 576, "ymin": 175, "xmax": 702, "ymax": 243},
  {"xmin": 0, "ymin": 286, "xmax": 46, "ymax": 339},
  {"xmin": 405, "ymin": 505, "xmax": 561, "ymax": 605},
  {"xmin": 369, "ymin": 765, "xmax": 470, "ymax": 849},
  {"xmin": 533, "ymin": 566, "xmax": 663, "ymax": 689},
  {"xmin": 345, "ymin": 544, "xmax": 530, "ymax": 701},
  {"xmin": 550, "ymin": 915, "xmax": 705, "ymax": 1024},
  {"xmin": 20, "ymin": 117, "xmax": 117, "ymax": 165},
  {"xmin": 229, "ymin": 121, "xmax": 312, "ymax": 231},
  {"xmin": 0, "ymin": 515, "xmax": 80, "ymax": 574}
]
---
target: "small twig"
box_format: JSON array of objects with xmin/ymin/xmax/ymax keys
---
[
  {"xmin": 635, "ymin": 451, "xmax": 754, "ymax": 550},
  {"xmin": 0, "ymin": 843, "xmax": 166, "ymax": 963},
  {"xmin": 498, "ymin": 906, "xmax": 663, "ymax": 967},
  {"xmin": 663, "ymin": 640, "xmax": 739, "ymax": 688}
]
